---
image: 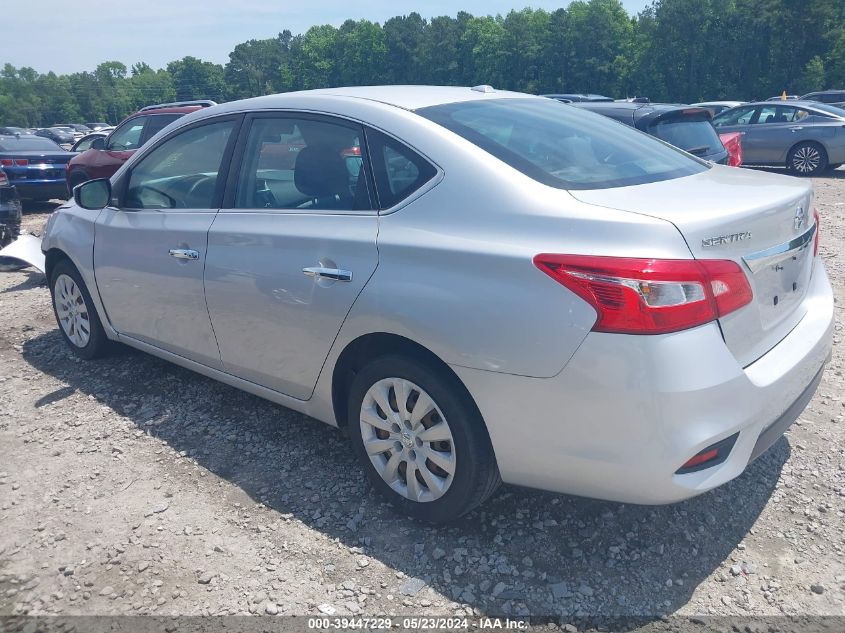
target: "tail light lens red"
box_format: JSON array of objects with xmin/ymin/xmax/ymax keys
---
[
  {"xmin": 15, "ymin": 159, "xmax": 28, "ymax": 166},
  {"xmin": 813, "ymin": 208, "xmax": 820, "ymax": 257},
  {"xmin": 533, "ymin": 254, "xmax": 753, "ymax": 335},
  {"xmin": 0, "ymin": 159, "xmax": 29, "ymax": 166}
]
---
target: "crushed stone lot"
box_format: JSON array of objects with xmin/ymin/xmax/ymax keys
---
[{"xmin": 0, "ymin": 169, "xmax": 843, "ymax": 625}]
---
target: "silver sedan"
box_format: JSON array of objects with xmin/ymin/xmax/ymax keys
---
[
  {"xmin": 40, "ymin": 86, "xmax": 833, "ymax": 522},
  {"xmin": 713, "ymin": 100, "xmax": 845, "ymax": 175}
]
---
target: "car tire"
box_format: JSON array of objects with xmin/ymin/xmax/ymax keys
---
[
  {"xmin": 787, "ymin": 142, "xmax": 828, "ymax": 176},
  {"xmin": 347, "ymin": 355, "xmax": 501, "ymax": 523},
  {"xmin": 49, "ymin": 259, "xmax": 111, "ymax": 360}
]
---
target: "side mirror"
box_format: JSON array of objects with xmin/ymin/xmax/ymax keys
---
[
  {"xmin": 91, "ymin": 136, "xmax": 106, "ymax": 150},
  {"xmin": 74, "ymin": 178, "xmax": 111, "ymax": 210}
]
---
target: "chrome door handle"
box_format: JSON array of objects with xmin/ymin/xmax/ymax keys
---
[
  {"xmin": 302, "ymin": 266, "xmax": 353, "ymax": 282},
  {"xmin": 790, "ymin": 126, "xmax": 804, "ymax": 132},
  {"xmin": 169, "ymin": 248, "xmax": 199, "ymax": 260}
]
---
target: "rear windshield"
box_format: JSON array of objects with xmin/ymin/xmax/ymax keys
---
[
  {"xmin": 417, "ymin": 98, "xmax": 707, "ymax": 190},
  {"xmin": 648, "ymin": 118, "xmax": 723, "ymax": 157},
  {"xmin": 0, "ymin": 137, "xmax": 63, "ymax": 151}
]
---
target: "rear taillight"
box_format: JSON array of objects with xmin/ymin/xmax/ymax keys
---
[
  {"xmin": 533, "ymin": 254, "xmax": 753, "ymax": 335},
  {"xmin": 14, "ymin": 159, "xmax": 28, "ymax": 166},
  {"xmin": 813, "ymin": 208, "xmax": 820, "ymax": 257},
  {"xmin": 0, "ymin": 159, "xmax": 12, "ymax": 167}
]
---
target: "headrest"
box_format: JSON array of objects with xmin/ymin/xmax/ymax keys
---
[{"xmin": 294, "ymin": 145, "xmax": 349, "ymax": 199}]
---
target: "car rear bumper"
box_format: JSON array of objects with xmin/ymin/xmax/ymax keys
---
[
  {"xmin": 14, "ymin": 181, "xmax": 69, "ymax": 200},
  {"xmin": 452, "ymin": 258, "xmax": 834, "ymax": 504}
]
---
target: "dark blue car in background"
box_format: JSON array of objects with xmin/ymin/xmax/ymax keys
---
[
  {"xmin": 0, "ymin": 167, "xmax": 22, "ymax": 248},
  {"xmin": 0, "ymin": 136, "xmax": 74, "ymax": 201}
]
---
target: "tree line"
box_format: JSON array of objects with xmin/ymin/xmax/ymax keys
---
[{"xmin": 1, "ymin": 0, "xmax": 844, "ymax": 127}]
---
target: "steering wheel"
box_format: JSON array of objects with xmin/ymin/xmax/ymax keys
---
[{"xmin": 180, "ymin": 174, "xmax": 216, "ymax": 209}]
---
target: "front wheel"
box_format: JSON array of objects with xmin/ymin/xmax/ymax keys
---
[
  {"xmin": 348, "ymin": 355, "xmax": 500, "ymax": 523},
  {"xmin": 787, "ymin": 142, "xmax": 828, "ymax": 176},
  {"xmin": 50, "ymin": 259, "xmax": 111, "ymax": 359}
]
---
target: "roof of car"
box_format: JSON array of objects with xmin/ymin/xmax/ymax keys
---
[
  {"xmin": 743, "ymin": 99, "xmax": 839, "ymax": 108},
  {"xmin": 209, "ymin": 86, "xmax": 536, "ymax": 114}
]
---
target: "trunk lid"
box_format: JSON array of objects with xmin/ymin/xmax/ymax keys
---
[{"xmin": 570, "ymin": 165, "xmax": 816, "ymax": 367}]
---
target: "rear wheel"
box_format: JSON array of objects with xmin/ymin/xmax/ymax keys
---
[
  {"xmin": 50, "ymin": 259, "xmax": 110, "ymax": 359},
  {"xmin": 787, "ymin": 142, "xmax": 827, "ymax": 176},
  {"xmin": 348, "ymin": 355, "xmax": 500, "ymax": 523}
]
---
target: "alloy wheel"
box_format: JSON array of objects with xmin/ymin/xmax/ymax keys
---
[
  {"xmin": 54, "ymin": 273, "xmax": 91, "ymax": 348},
  {"xmin": 359, "ymin": 377, "xmax": 456, "ymax": 502},
  {"xmin": 792, "ymin": 145, "xmax": 821, "ymax": 173}
]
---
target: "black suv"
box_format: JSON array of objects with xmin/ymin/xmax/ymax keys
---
[{"xmin": 572, "ymin": 101, "xmax": 729, "ymax": 164}]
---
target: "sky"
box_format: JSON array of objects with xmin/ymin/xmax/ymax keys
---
[{"xmin": 5, "ymin": 0, "xmax": 651, "ymax": 75}]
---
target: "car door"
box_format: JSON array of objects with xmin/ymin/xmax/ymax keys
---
[
  {"xmin": 204, "ymin": 113, "xmax": 379, "ymax": 400},
  {"xmin": 742, "ymin": 105, "xmax": 803, "ymax": 163},
  {"xmin": 94, "ymin": 116, "xmax": 240, "ymax": 368}
]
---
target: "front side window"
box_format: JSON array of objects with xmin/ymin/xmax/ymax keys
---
[
  {"xmin": 366, "ymin": 129, "xmax": 437, "ymax": 209},
  {"xmin": 418, "ymin": 98, "xmax": 706, "ymax": 190},
  {"xmin": 107, "ymin": 116, "xmax": 148, "ymax": 151},
  {"xmin": 234, "ymin": 116, "xmax": 371, "ymax": 211},
  {"xmin": 713, "ymin": 106, "xmax": 756, "ymax": 127},
  {"xmin": 125, "ymin": 120, "xmax": 234, "ymax": 210}
]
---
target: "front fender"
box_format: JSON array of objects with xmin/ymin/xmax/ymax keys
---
[{"xmin": 41, "ymin": 205, "xmax": 116, "ymax": 338}]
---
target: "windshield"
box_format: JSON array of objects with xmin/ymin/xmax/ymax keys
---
[
  {"xmin": 0, "ymin": 137, "xmax": 63, "ymax": 151},
  {"xmin": 417, "ymin": 98, "xmax": 707, "ymax": 190},
  {"xmin": 648, "ymin": 118, "xmax": 723, "ymax": 156}
]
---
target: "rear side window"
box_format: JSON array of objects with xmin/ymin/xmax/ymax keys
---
[
  {"xmin": 141, "ymin": 114, "xmax": 182, "ymax": 144},
  {"xmin": 418, "ymin": 98, "xmax": 706, "ymax": 190},
  {"xmin": 366, "ymin": 129, "xmax": 436, "ymax": 209},
  {"xmin": 234, "ymin": 116, "xmax": 372, "ymax": 212}
]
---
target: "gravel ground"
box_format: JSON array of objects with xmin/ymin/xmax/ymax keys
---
[{"xmin": 0, "ymin": 169, "xmax": 843, "ymax": 625}]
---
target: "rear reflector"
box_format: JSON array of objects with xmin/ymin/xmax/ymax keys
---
[
  {"xmin": 676, "ymin": 433, "xmax": 739, "ymax": 474},
  {"xmin": 533, "ymin": 254, "xmax": 753, "ymax": 335}
]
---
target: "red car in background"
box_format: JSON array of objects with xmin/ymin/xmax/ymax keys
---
[
  {"xmin": 66, "ymin": 100, "xmax": 216, "ymax": 193},
  {"xmin": 719, "ymin": 131, "xmax": 743, "ymax": 167}
]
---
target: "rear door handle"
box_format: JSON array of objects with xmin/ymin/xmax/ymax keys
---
[
  {"xmin": 789, "ymin": 126, "xmax": 804, "ymax": 132},
  {"xmin": 302, "ymin": 266, "xmax": 353, "ymax": 282},
  {"xmin": 169, "ymin": 248, "xmax": 199, "ymax": 260}
]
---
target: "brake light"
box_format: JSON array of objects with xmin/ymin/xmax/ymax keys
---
[
  {"xmin": 533, "ymin": 254, "xmax": 753, "ymax": 334},
  {"xmin": 0, "ymin": 159, "xmax": 12, "ymax": 167},
  {"xmin": 813, "ymin": 208, "xmax": 820, "ymax": 257},
  {"xmin": 14, "ymin": 159, "xmax": 28, "ymax": 166}
]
